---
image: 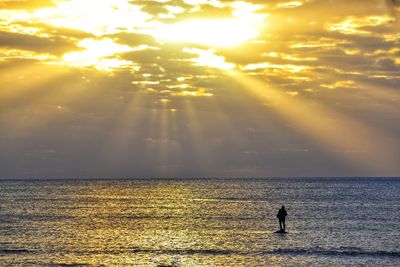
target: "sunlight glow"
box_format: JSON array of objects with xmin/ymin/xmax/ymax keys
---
[
  {"xmin": 0, "ymin": 49, "xmax": 55, "ymax": 61},
  {"xmin": 153, "ymin": 19, "xmax": 259, "ymax": 47},
  {"xmin": 277, "ymin": 1, "xmax": 303, "ymax": 8},
  {"xmin": 183, "ymin": 48, "xmax": 235, "ymax": 70},
  {"xmin": 327, "ymin": 16, "xmax": 393, "ymax": 36},
  {"xmin": 172, "ymin": 88, "xmax": 213, "ymax": 97},
  {"xmin": 242, "ymin": 62, "xmax": 309, "ymax": 73},
  {"xmin": 34, "ymin": 0, "xmax": 152, "ymax": 35},
  {"xmin": 183, "ymin": 0, "xmax": 225, "ymax": 8},
  {"xmin": 61, "ymin": 38, "xmax": 137, "ymax": 71},
  {"xmin": 320, "ymin": 80, "xmax": 357, "ymax": 89},
  {"xmin": 153, "ymin": 2, "xmax": 266, "ymax": 47}
]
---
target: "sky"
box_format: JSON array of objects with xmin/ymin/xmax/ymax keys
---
[{"xmin": 0, "ymin": 0, "xmax": 399, "ymax": 178}]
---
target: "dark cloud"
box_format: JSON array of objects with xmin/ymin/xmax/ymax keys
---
[
  {"xmin": 107, "ymin": 32, "xmax": 157, "ymax": 47},
  {"xmin": 20, "ymin": 22, "xmax": 94, "ymax": 39},
  {"xmin": 134, "ymin": 0, "xmax": 171, "ymax": 16},
  {"xmin": 387, "ymin": 0, "xmax": 400, "ymax": 16},
  {"xmin": 0, "ymin": 30, "xmax": 79, "ymax": 55}
]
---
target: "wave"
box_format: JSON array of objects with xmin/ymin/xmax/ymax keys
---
[
  {"xmin": 130, "ymin": 248, "xmax": 238, "ymax": 255},
  {"xmin": 0, "ymin": 249, "xmax": 32, "ymax": 254},
  {"xmin": 265, "ymin": 248, "xmax": 400, "ymax": 258},
  {"xmin": 129, "ymin": 248, "xmax": 400, "ymax": 258},
  {"xmin": 1, "ymin": 248, "xmax": 399, "ymax": 258}
]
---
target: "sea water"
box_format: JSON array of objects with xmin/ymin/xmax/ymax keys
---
[{"xmin": 0, "ymin": 178, "xmax": 399, "ymax": 266}]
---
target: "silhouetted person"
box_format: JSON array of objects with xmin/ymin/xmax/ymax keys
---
[{"xmin": 277, "ymin": 205, "xmax": 288, "ymax": 231}]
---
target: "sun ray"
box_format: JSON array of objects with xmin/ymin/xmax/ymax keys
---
[
  {"xmin": 228, "ymin": 70, "xmax": 400, "ymax": 174},
  {"xmin": 180, "ymin": 98, "xmax": 215, "ymax": 175},
  {"xmin": 105, "ymin": 90, "xmax": 146, "ymax": 169},
  {"xmin": 0, "ymin": 63, "xmax": 66, "ymax": 104},
  {"xmin": 1, "ymin": 68, "xmax": 114, "ymax": 140}
]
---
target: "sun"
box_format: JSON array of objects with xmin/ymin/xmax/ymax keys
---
[
  {"xmin": 153, "ymin": 18, "xmax": 262, "ymax": 47},
  {"xmin": 152, "ymin": 2, "xmax": 267, "ymax": 48}
]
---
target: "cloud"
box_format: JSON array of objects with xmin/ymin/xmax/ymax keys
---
[
  {"xmin": 386, "ymin": 0, "xmax": 400, "ymax": 18},
  {"xmin": 320, "ymin": 80, "xmax": 358, "ymax": 90},
  {"xmin": 326, "ymin": 15, "xmax": 394, "ymax": 36},
  {"xmin": 0, "ymin": 30, "xmax": 78, "ymax": 55},
  {"xmin": 0, "ymin": 0, "xmax": 55, "ymax": 10},
  {"xmin": 107, "ymin": 32, "xmax": 158, "ymax": 47}
]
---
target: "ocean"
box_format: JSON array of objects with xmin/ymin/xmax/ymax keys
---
[{"xmin": 0, "ymin": 178, "xmax": 399, "ymax": 266}]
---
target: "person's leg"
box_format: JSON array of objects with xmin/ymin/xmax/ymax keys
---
[
  {"xmin": 282, "ymin": 218, "xmax": 285, "ymax": 231},
  {"xmin": 279, "ymin": 219, "xmax": 283, "ymax": 230}
]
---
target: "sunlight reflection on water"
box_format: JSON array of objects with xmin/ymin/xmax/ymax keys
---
[{"xmin": 0, "ymin": 178, "xmax": 399, "ymax": 266}]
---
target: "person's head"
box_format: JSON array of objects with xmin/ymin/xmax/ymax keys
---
[{"xmin": 282, "ymin": 205, "xmax": 285, "ymax": 209}]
